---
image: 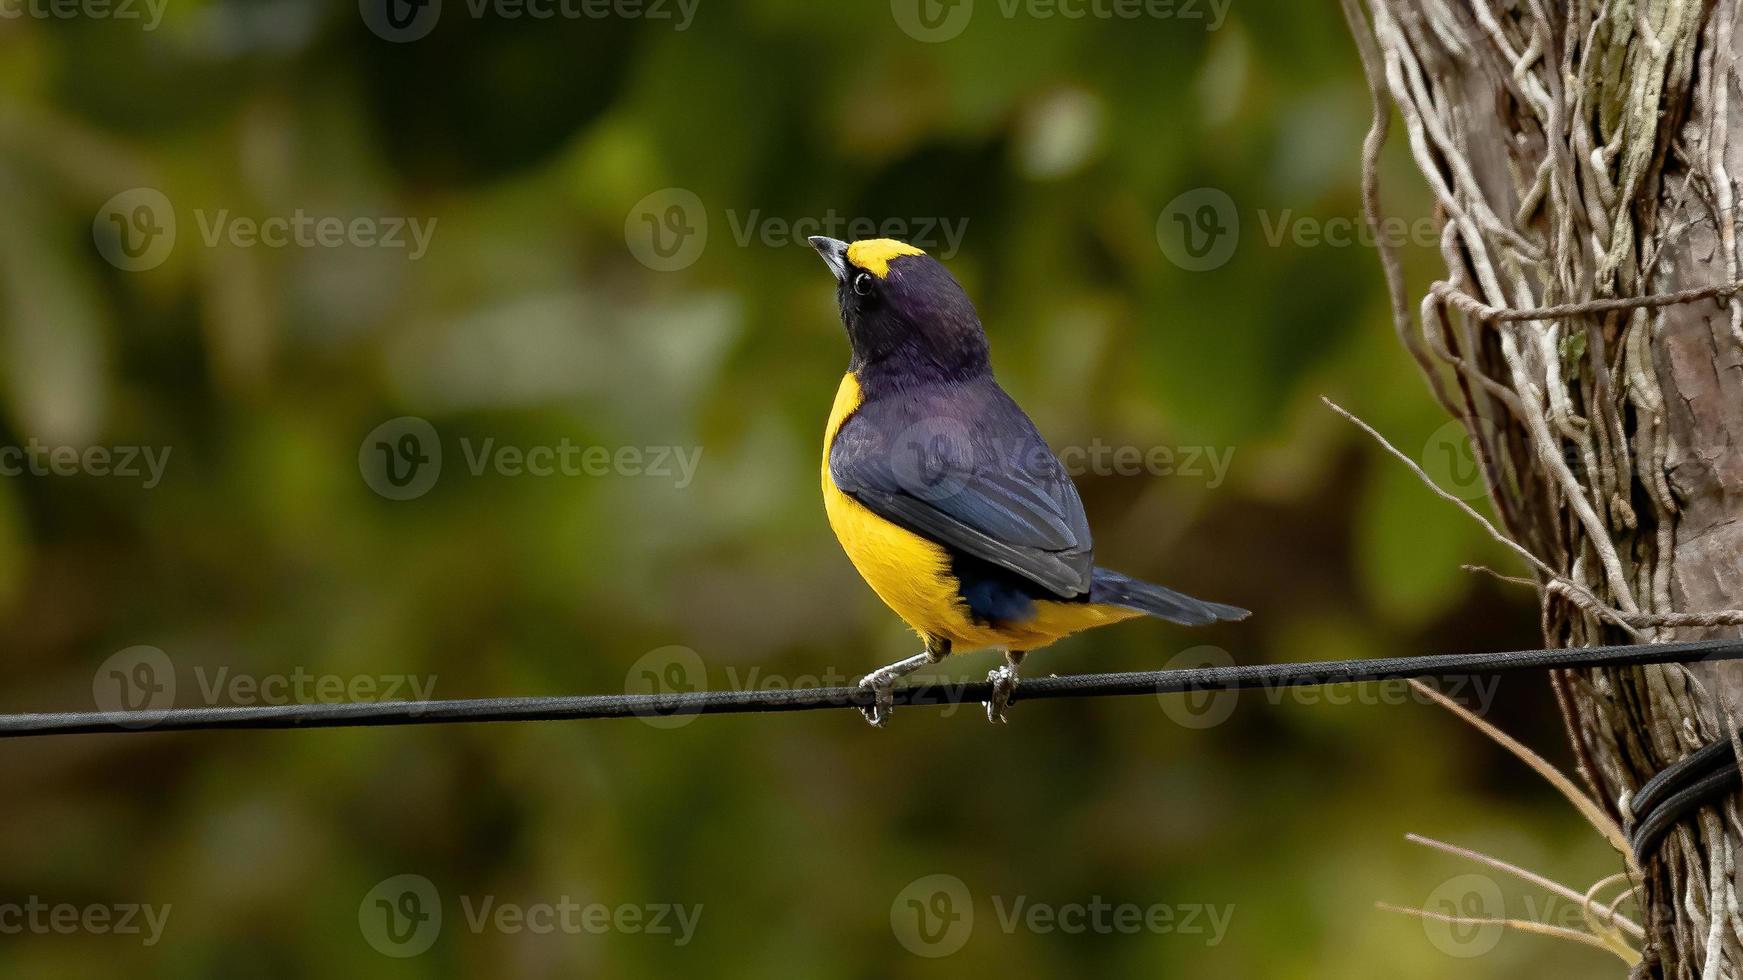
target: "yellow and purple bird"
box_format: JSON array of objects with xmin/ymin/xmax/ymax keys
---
[{"xmin": 809, "ymin": 236, "xmax": 1249, "ymax": 726}]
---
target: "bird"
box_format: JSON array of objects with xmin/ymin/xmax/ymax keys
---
[{"xmin": 809, "ymin": 235, "xmax": 1249, "ymax": 726}]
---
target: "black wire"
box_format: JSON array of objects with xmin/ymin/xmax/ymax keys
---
[
  {"xmin": 1632, "ymin": 738, "xmax": 1735, "ymax": 822},
  {"xmin": 1628, "ymin": 729, "xmax": 1743, "ymax": 863},
  {"xmin": 5, "ymin": 637, "xmax": 1741, "ymax": 738},
  {"xmin": 1631, "ymin": 765, "xmax": 1740, "ymax": 864}
]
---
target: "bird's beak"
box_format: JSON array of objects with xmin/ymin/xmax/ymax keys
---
[{"xmin": 808, "ymin": 236, "xmax": 850, "ymax": 283}]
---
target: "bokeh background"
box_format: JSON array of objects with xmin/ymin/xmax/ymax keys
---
[{"xmin": 0, "ymin": 0, "xmax": 1634, "ymax": 976}]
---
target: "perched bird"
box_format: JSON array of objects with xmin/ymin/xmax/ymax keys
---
[{"xmin": 809, "ymin": 236, "xmax": 1249, "ymax": 726}]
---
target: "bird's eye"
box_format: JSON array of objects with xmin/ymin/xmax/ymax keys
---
[{"xmin": 852, "ymin": 273, "xmax": 874, "ymax": 297}]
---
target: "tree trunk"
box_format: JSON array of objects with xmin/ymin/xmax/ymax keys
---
[{"xmin": 1342, "ymin": 1, "xmax": 1743, "ymax": 975}]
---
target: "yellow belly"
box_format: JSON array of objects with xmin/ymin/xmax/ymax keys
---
[{"xmin": 821, "ymin": 373, "xmax": 1139, "ymax": 652}]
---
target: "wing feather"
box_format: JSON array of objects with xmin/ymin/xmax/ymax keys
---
[{"xmin": 830, "ymin": 380, "xmax": 1093, "ymax": 598}]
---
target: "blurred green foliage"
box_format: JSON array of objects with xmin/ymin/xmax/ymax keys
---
[{"xmin": 0, "ymin": 1, "xmax": 1626, "ymax": 977}]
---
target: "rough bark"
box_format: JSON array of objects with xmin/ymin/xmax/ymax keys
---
[{"xmin": 1342, "ymin": 0, "xmax": 1743, "ymax": 975}]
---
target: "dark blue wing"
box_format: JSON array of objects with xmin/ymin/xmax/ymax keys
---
[{"xmin": 830, "ymin": 378, "xmax": 1094, "ymax": 598}]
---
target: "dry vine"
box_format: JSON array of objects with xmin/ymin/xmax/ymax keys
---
[{"xmin": 1340, "ymin": 0, "xmax": 1743, "ymax": 975}]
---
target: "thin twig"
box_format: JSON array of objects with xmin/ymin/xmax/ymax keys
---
[{"xmin": 1323, "ymin": 396, "xmax": 1646, "ymax": 639}]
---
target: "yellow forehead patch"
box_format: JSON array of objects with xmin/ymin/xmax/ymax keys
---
[{"xmin": 846, "ymin": 239, "xmax": 926, "ymax": 278}]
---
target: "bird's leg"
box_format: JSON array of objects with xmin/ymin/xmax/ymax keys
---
[
  {"xmin": 858, "ymin": 637, "xmax": 951, "ymax": 728},
  {"xmin": 985, "ymin": 649, "xmax": 1027, "ymax": 724}
]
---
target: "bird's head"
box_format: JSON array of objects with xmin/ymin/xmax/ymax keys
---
[{"xmin": 809, "ymin": 236, "xmax": 989, "ymax": 383}]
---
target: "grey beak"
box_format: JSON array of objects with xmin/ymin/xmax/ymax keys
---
[{"xmin": 808, "ymin": 236, "xmax": 850, "ymax": 282}]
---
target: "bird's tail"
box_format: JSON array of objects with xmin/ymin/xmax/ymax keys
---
[{"xmin": 1089, "ymin": 568, "xmax": 1250, "ymax": 627}]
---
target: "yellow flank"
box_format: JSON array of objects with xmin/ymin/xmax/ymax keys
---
[
  {"xmin": 845, "ymin": 239, "xmax": 925, "ymax": 278},
  {"xmin": 822, "ymin": 373, "xmax": 1142, "ymax": 653}
]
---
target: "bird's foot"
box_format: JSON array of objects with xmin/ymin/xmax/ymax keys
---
[
  {"xmin": 858, "ymin": 666, "xmax": 903, "ymax": 728},
  {"xmin": 985, "ymin": 651, "xmax": 1026, "ymax": 724},
  {"xmin": 985, "ymin": 664, "xmax": 1019, "ymax": 723},
  {"xmin": 857, "ymin": 642, "xmax": 949, "ymax": 728}
]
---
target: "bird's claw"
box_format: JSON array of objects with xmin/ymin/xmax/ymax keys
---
[
  {"xmin": 855, "ymin": 647, "xmax": 946, "ymax": 728},
  {"xmin": 858, "ymin": 673, "xmax": 896, "ymax": 728},
  {"xmin": 986, "ymin": 663, "xmax": 1019, "ymax": 724}
]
